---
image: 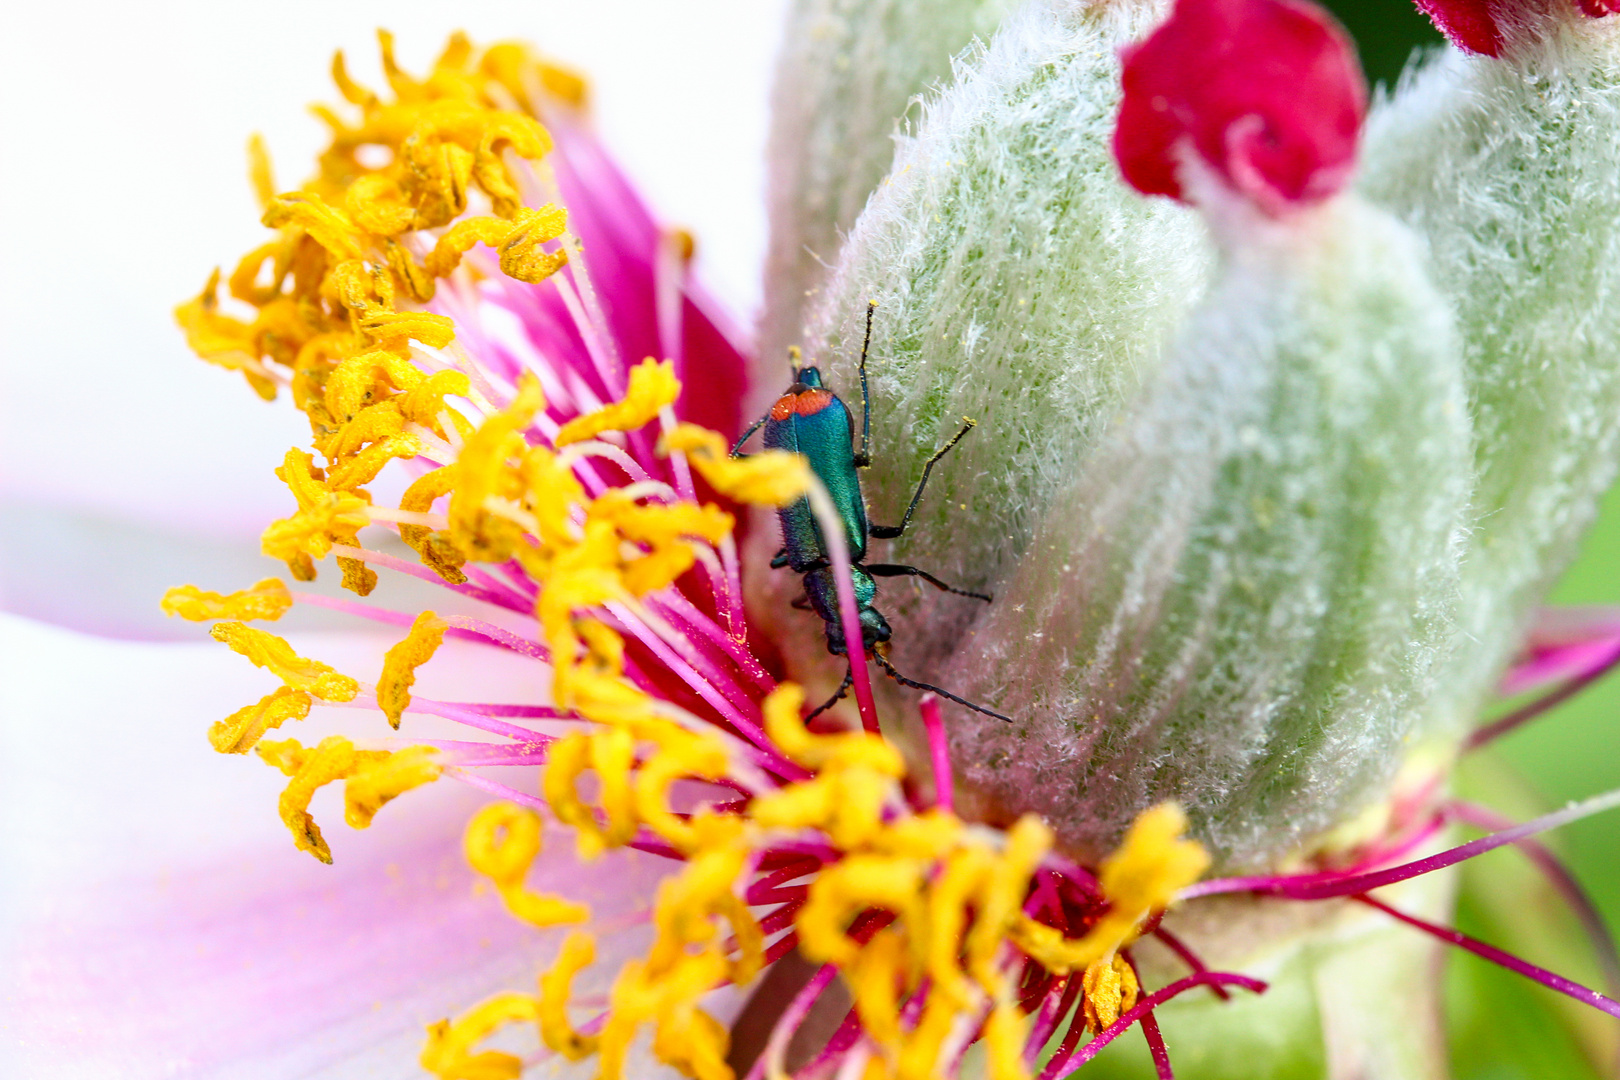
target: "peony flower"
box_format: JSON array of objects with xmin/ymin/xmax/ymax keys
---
[{"xmin": 14, "ymin": 2, "xmax": 1620, "ymax": 1078}]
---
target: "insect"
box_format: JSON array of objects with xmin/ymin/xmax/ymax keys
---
[{"xmin": 732, "ymin": 303, "xmax": 1011, "ymax": 723}]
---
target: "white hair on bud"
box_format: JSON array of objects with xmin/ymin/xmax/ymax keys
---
[
  {"xmin": 952, "ymin": 196, "xmax": 1472, "ymax": 869},
  {"xmin": 1361, "ymin": 23, "xmax": 1620, "ymax": 741},
  {"xmin": 762, "ymin": 0, "xmax": 1022, "ymax": 383}
]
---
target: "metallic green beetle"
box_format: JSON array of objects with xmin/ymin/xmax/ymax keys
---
[{"xmin": 732, "ymin": 306, "xmax": 1010, "ymax": 722}]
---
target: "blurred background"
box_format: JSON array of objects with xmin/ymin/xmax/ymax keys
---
[{"xmin": 0, "ymin": 2, "xmax": 1614, "ymax": 1077}]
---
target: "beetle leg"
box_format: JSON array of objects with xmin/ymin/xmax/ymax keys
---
[
  {"xmin": 869, "ymin": 417, "xmax": 977, "ymax": 539},
  {"xmin": 730, "ymin": 414, "xmax": 769, "ymax": 457},
  {"xmin": 804, "ymin": 667, "xmax": 855, "ymax": 722},
  {"xmin": 770, "ymin": 548, "xmax": 791, "ymax": 569},
  {"xmin": 864, "ymin": 563, "xmax": 991, "ymax": 602},
  {"xmin": 790, "ymin": 593, "xmax": 813, "ymax": 610}
]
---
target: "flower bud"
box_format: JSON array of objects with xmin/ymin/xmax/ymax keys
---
[
  {"xmin": 763, "ymin": 0, "xmax": 1023, "ymax": 368},
  {"xmin": 1362, "ymin": 11, "xmax": 1620, "ymax": 741},
  {"xmin": 767, "ymin": 1, "xmax": 1207, "ymax": 678},
  {"xmin": 789, "ymin": 0, "xmax": 1476, "ymax": 871}
]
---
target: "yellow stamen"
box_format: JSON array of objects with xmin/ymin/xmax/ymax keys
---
[
  {"xmin": 161, "ymin": 578, "xmax": 292, "ymax": 622},
  {"xmin": 209, "ymin": 686, "xmax": 311, "ymax": 754},
  {"xmin": 661, "ymin": 424, "xmax": 810, "ymax": 506},
  {"xmin": 426, "ymin": 205, "xmax": 570, "ymax": 282},
  {"xmin": 345, "ymin": 745, "xmax": 442, "ymax": 828},
  {"xmin": 210, "ymin": 621, "xmax": 359, "ymax": 701},
  {"xmin": 539, "ymin": 932, "xmax": 602, "ymax": 1061},
  {"xmin": 256, "ymin": 736, "xmax": 440, "ymax": 861},
  {"xmin": 464, "ymin": 802, "xmax": 590, "ymax": 927},
  {"xmin": 555, "ymin": 357, "xmax": 681, "ymax": 447},
  {"xmin": 420, "ymin": 993, "xmax": 540, "ymax": 1080},
  {"xmin": 1011, "ymin": 803, "xmax": 1208, "ymax": 973},
  {"xmin": 1081, "ymin": 954, "xmax": 1139, "ymax": 1033},
  {"xmin": 377, "ymin": 611, "xmax": 449, "ymax": 728}
]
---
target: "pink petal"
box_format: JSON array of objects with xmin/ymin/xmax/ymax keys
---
[
  {"xmin": 1113, "ymin": 0, "xmax": 1367, "ymax": 215},
  {"xmin": 0, "ymin": 616, "xmax": 688, "ymax": 1077},
  {"xmin": 1499, "ymin": 605, "xmax": 1620, "ymax": 697},
  {"xmin": 1413, "ymin": 0, "xmax": 1507, "ymax": 55},
  {"xmin": 1415, "ymin": 0, "xmax": 1618, "ymax": 55}
]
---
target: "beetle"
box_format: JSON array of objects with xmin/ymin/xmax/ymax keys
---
[{"xmin": 732, "ymin": 303, "xmax": 1011, "ymax": 723}]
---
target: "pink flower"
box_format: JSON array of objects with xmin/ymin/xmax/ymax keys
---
[{"xmin": 1112, "ymin": 0, "xmax": 1366, "ymax": 216}]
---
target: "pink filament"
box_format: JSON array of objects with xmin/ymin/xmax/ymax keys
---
[
  {"xmin": 1355, "ymin": 894, "xmax": 1620, "ymax": 1019},
  {"xmin": 920, "ymin": 695, "xmax": 953, "ymax": 813},
  {"xmin": 1040, "ymin": 972, "xmax": 1268, "ymax": 1080},
  {"xmin": 1184, "ymin": 786, "xmax": 1620, "ymax": 901},
  {"xmin": 1447, "ymin": 799, "xmax": 1620, "ymax": 1002}
]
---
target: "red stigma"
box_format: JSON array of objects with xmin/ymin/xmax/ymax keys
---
[{"xmin": 1113, "ymin": 0, "xmax": 1367, "ymax": 217}]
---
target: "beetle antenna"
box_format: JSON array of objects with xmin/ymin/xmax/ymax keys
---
[
  {"xmin": 788, "ymin": 345, "xmax": 803, "ymax": 376},
  {"xmin": 872, "ymin": 651, "xmax": 1011, "ymax": 723},
  {"xmin": 855, "ymin": 301, "xmax": 876, "ymax": 467}
]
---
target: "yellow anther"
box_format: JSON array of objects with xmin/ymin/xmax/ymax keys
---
[
  {"xmin": 261, "ymin": 193, "xmax": 365, "ymax": 261},
  {"xmin": 261, "ymin": 449, "xmax": 372, "ymax": 578},
  {"xmin": 925, "ymin": 846, "xmax": 993, "ymax": 1005},
  {"xmin": 966, "ymin": 816, "xmax": 1052, "ymax": 985},
  {"xmin": 1094, "ymin": 802, "xmax": 1209, "ymax": 948},
  {"xmin": 399, "ymin": 369, "xmax": 473, "ymax": 431},
  {"xmin": 591, "ymin": 726, "xmax": 639, "ymax": 849},
  {"xmin": 1081, "ymin": 955, "xmax": 1139, "ymax": 1033},
  {"xmin": 555, "ymin": 358, "xmax": 681, "ymax": 447},
  {"xmin": 760, "ymin": 684, "xmax": 904, "ymax": 774},
  {"xmin": 326, "ymin": 433, "xmax": 422, "ymax": 491},
  {"xmin": 1010, "ymin": 803, "xmax": 1206, "ymax": 974},
  {"xmin": 173, "ymin": 270, "xmax": 277, "ymax": 400},
  {"xmin": 359, "ymin": 310, "xmax": 457, "ymax": 349},
  {"xmin": 378, "ymin": 611, "xmax": 449, "ymax": 728},
  {"xmin": 648, "ymin": 842, "xmax": 763, "ymax": 984},
  {"xmin": 247, "ymin": 133, "xmax": 276, "ymax": 210},
  {"xmin": 847, "ymin": 928, "xmax": 906, "ymax": 1053},
  {"xmin": 464, "ymin": 802, "xmax": 590, "ymax": 928},
  {"xmin": 323, "ymin": 350, "xmax": 419, "ymax": 426},
  {"xmin": 345, "ymin": 745, "xmax": 442, "ymax": 828},
  {"xmin": 897, "ymin": 994, "xmax": 957, "ymax": 1080},
  {"xmin": 448, "ymin": 376, "xmax": 544, "ymax": 562},
  {"xmin": 599, "ymin": 953, "xmax": 730, "ymax": 1080},
  {"xmin": 983, "ymin": 1000, "xmax": 1031, "ymax": 1080},
  {"xmin": 539, "ymin": 933, "xmax": 601, "ymax": 1061},
  {"xmin": 589, "ymin": 490, "xmax": 734, "ymax": 547},
  {"xmin": 798, "ymin": 856, "xmax": 927, "ymax": 968},
  {"xmin": 399, "ymin": 466, "xmax": 468, "ymax": 583},
  {"xmin": 651, "ymin": 1000, "xmax": 732, "ymax": 1080},
  {"xmin": 622, "ymin": 543, "xmax": 698, "ymax": 596},
  {"xmin": 257, "ymin": 735, "xmax": 375, "ymax": 862},
  {"xmin": 420, "ymin": 993, "xmax": 540, "ymax": 1080},
  {"xmin": 426, "ymin": 205, "xmax": 569, "ymax": 282},
  {"xmin": 542, "ymin": 729, "xmax": 639, "ymax": 861},
  {"xmin": 632, "ymin": 730, "xmax": 730, "ymax": 853},
  {"xmin": 162, "ymin": 578, "xmax": 292, "ymax": 622},
  {"xmin": 210, "ymin": 621, "xmax": 360, "ymax": 702},
  {"xmin": 210, "ymin": 686, "xmax": 312, "ymax": 754},
  {"xmin": 661, "ymin": 424, "xmax": 811, "ymax": 506}
]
